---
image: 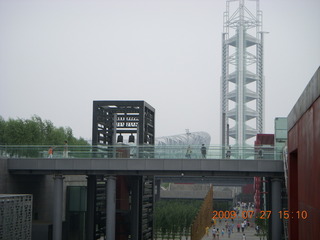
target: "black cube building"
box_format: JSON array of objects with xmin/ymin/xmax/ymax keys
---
[
  {"xmin": 92, "ymin": 100, "xmax": 155, "ymax": 146},
  {"xmin": 90, "ymin": 100, "xmax": 155, "ymax": 240}
]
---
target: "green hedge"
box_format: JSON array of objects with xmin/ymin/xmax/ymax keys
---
[{"xmin": 154, "ymin": 200, "xmax": 201, "ymax": 240}]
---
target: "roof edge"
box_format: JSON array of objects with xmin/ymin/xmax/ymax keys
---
[{"xmin": 287, "ymin": 66, "xmax": 320, "ymax": 131}]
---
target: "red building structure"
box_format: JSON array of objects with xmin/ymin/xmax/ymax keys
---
[
  {"xmin": 253, "ymin": 134, "xmax": 275, "ymax": 214},
  {"xmin": 287, "ymin": 67, "xmax": 320, "ymax": 239}
]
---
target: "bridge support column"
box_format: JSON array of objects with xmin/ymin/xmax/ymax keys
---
[
  {"xmin": 106, "ymin": 176, "xmax": 116, "ymax": 240},
  {"xmin": 271, "ymin": 178, "xmax": 282, "ymax": 240},
  {"xmin": 130, "ymin": 177, "xmax": 140, "ymax": 240},
  {"xmin": 86, "ymin": 175, "xmax": 96, "ymax": 240},
  {"xmin": 53, "ymin": 174, "xmax": 64, "ymax": 240}
]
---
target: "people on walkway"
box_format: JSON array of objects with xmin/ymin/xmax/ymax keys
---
[
  {"xmin": 63, "ymin": 140, "xmax": 68, "ymax": 158},
  {"xmin": 255, "ymin": 225, "xmax": 260, "ymax": 234},
  {"xmin": 202, "ymin": 214, "xmax": 258, "ymax": 240},
  {"xmin": 237, "ymin": 223, "xmax": 241, "ymax": 232},
  {"xmin": 48, "ymin": 146, "xmax": 53, "ymax": 158},
  {"xmin": 241, "ymin": 222, "xmax": 245, "ymax": 232},
  {"xmin": 202, "ymin": 219, "xmax": 257, "ymax": 240},
  {"xmin": 186, "ymin": 145, "xmax": 192, "ymax": 158},
  {"xmin": 258, "ymin": 148, "xmax": 263, "ymax": 159},
  {"xmin": 212, "ymin": 227, "xmax": 217, "ymax": 239},
  {"xmin": 226, "ymin": 145, "xmax": 231, "ymax": 159},
  {"xmin": 205, "ymin": 226, "xmax": 209, "ymax": 236},
  {"xmin": 201, "ymin": 144, "xmax": 207, "ymax": 158},
  {"xmin": 227, "ymin": 227, "xmax": 231, "ymax": 238}
]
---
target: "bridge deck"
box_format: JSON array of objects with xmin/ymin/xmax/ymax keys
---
[{"xmin": 7, "ymin": 158, "xmax": 284, "ymax": 177}]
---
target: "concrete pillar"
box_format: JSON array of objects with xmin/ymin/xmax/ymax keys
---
[
  {"xmin": 130, "ymin": 177, "xmax": 140, "ymax": 240},
  {"xmin": 53, "ymin": 175, "xmax": 64, "ymax": 240},
  {"xmin": 271, "ymin": 178, "xmax": 282, "ymax": 240},
  {"xmin": 106, "ymin": 176, "xmax": 116, "ymax": 240},
  {"xmin": 86, "ymin": 175, "xmax": 96, "ymax": 240}
]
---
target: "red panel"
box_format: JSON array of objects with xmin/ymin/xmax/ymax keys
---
[
  {"xmin": 298, "ymin": 108, "xmax": 313, "ymax": 204},
  {"xmin": 254, "ymin": 134, "xmax": 274, "ymax": 146},
  {"xmin": 116, "ymin": 176, "xmax": 129, "ymax": 210},
  {"xmin": 288, "ymin": 124, "xmax": 298, "ymax": 152},
  {"xmin": 288, "ymin": 97, "xmax": 320, "ymax": 240},
  {"xmin": 288, "ymin": 150, "xmax": 299, "ymax": 238},
  {"xmin": 116, "ymin": 147, "xmax": 130, "ymax": 158},
  {"xmin": 253, "ymin": 177, "xmax": 261, "ymax": 214},
  {"xmin": 242, "ymin": 184, "xmax": 254, "ymax": 194},
  {"xmin": 313, "ymin": 98, "xmax": 320, "ymax": 209},
  {"xmin": 116, "ymin": 176, "xmax": 130, "ymax": 240}
]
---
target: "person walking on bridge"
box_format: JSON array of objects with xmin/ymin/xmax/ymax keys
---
[
  {"xmin": 185, "ymin": 145, "xmax": 192, "ymax": 158},
  {"xmin": 48, "ymin": 146, "xmax": 53, "ymax": 158},
  {"xmin": 201, "ymin": 144, "xmax": 207, "ymax": 158},
  {"xmin": 63, "ymin": 140, "xmax": 68, "ymax": 158},
  {"xmin": 226, "ymin": 145, "xmax": 231, "ymax": 159}
]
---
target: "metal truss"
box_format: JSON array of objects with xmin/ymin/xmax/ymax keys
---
[
  {"xmin": 155, "ymin": 131, "xmax": 211, "ymax": 146},
  {"xmin": 221, "ymin": 0, "xmax": 265, "ymax": 147}
]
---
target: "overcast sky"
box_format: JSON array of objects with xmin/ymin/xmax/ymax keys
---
[{"xmin": 0, "ymin": 0, "xmax": 319, "ymax": 144}]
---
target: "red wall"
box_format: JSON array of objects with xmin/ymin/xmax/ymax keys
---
[
  {"xmin": 288, "ymin": 97, "xmax": 320, "ymax": 240},
  {"xmin": 242, "ymin": 183, "xmax": 254, "ymax": 195},
  {"xmin": 116, "ymin": 176, "xmax": 130, "ymax": 240}
]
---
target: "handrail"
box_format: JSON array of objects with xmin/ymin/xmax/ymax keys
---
[{"xmin": 0, "ymin": 144, "xmax": 283, "ymax": 160}]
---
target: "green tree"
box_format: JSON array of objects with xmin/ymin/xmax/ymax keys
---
[
  {"xmin": 255, "ymin": 212, "xmax": 268, "ymax": 240},
  {"xmin": 0, "ymin": 115, "xmax": 88, "ymax": 157},
  {"xmin": 0, "ymin": 116, "xmax": 6, "ymax": 144},
  {"xmin": 154, "ymin": 200, "xmax": 202, "ymax": 239},
  {"xmin": 4, "ymin": 118, "xmax": 24, "ymax": 144}
]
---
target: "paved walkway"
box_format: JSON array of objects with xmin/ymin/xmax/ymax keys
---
[{"xmin": 201, "ymin": 216, "xmax": 261, "ymax": 240}]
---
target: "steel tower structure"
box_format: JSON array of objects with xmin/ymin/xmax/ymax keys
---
[{"xmin": 221, "ymin": 0, "xmax": 265, "ymax": 148}]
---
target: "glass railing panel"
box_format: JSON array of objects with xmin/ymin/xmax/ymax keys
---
[{"xmin": 0, "ymin": 145, "xmax": 283, "ymax": 160}]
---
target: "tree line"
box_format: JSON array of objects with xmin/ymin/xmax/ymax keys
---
[
  {"xmin": 154, "ymin": 199, "xmax": 202, "ymax": 240},
  {"xmin": 0, "ymin": 115, "xmax": 88, "ymax": 145}
]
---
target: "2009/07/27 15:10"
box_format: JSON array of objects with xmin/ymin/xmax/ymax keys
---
[{"xmin": 212, "ymin": 210, "xmax": 308, "ymax": 220}]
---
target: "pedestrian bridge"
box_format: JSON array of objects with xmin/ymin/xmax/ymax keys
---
[
  {"xmin": 2, "ymin": 145, "xmax": 284, "ymax": 240},
  {"xmin": 3, "ymin": 145, "xmax": 284, "ymax": 176},
  {"xmin": 1, "ymin": 144, "xmax": 281, "ymax": 160}
]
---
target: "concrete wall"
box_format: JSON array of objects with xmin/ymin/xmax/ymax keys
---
[
  {"xmin": 287, "ymin": 67, "xmax": 320, "ymax": 240},
  {"xmin": 1, "ymin": 158, "xmax": 87, "ymax": 239},
  {"xmin": 1, "ymin": 158, "xmax": 56, "ymax": 222}
]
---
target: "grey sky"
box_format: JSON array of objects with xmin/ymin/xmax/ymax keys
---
[{"xmin": 0, "ymin": 0, "xmax": 319, "ymax": 144}]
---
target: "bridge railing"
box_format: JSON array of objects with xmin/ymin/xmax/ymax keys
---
[{"xmin": 0, "ymin": 144, "xmax": 283, "ymax": 160}]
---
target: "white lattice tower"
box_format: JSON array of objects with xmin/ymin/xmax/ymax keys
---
[{"xmin": 221, "ymin": 0, "xmax": 265, "ymax": 149}]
